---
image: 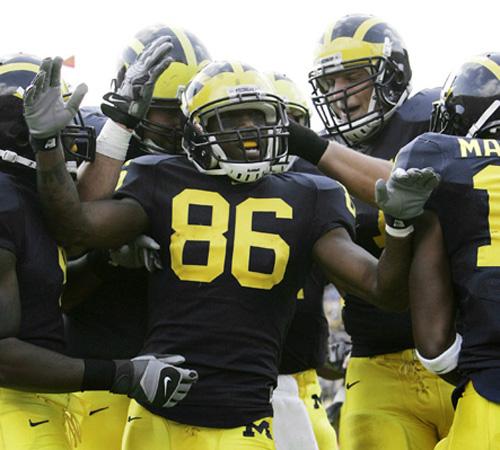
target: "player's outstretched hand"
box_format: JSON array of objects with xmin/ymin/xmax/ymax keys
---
[
  {"xmin": 24, "ymin": 57, "xmax": 87, "ymax": 147},
  {"xmin": 375, "ymin": 167, "xmax": 440, "ymax": 220},
  {"xmin": 101, "ymin": 36, "xmax": 173, "ymax": 129}
]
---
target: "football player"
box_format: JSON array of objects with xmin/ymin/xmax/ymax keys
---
[
  {"xmin": 394, "ymin": 52, "xmax": 500, "ymax": 449},
  {"xmin": 0, "ymin": 53, "xmax": 196, "ymax": 450},
  {"xmin": 267, "ymin": 71, "xmax": 338, "ymax": 450},
  {"xmin": 64, "ymin": 25, "xmax": 211, "ymax": 450},
  {"xmin": 288, "ymin": 15, "xmax": 455, "ymax": 449},
  {"xmin": 26, "ymin": 56, "xmax": 437, "ymax": 450}
]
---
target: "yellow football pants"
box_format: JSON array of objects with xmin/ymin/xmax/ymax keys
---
[
  {"xmin": 72, "ymin": 391, "xmax": 129, "ymax": 450},
  {"xmin": 292, "ymin": 369, "xmax": 338, "ymax": 450},
  {"xmin": 122, "ymin": 400, "xmax": 275, "ymax": 450},
  {"xmin": 339, "ymin": 349, "xmax": 454, "ymax": 450},
  {"xmin": 435, "ymin": 381, "xmax": 500, "ymax": 450},
  {"xmin": 0, "ymin": 388, "xmax": 78, "ymax": 450}
]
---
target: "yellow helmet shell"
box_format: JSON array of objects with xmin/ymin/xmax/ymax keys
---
[
  {"xmin": 182, "ymin": 61, "xmax": 278, "ymax": 119},
  {"xmin": 118, "ymin": 24, "xmax": 211, "ymax": 101}
]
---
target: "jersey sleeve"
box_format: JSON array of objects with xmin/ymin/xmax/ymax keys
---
[
  {"xmin": 113, "ymin": 156, "xmax": 158, "ymax": 219},
  {"xmin": 394, "ymin": 133, "xmax": 447, "ymax": 173},
  {"xmin": 0, "ymin": 179, "xmax": 23, "ymax": 255},
  {"xmin": 309, "ymin": 175, "xmax": 356, "ymax": 243},
  {"xmin": 394, "ymin": 133, "xmax": 448, "ymax": 211}
]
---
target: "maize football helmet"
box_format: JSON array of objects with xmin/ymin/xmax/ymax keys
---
[
  {"xmin": 266, "ymin": 72, "xmax": 311, "ymax": 172},
  {"xmin": 309, "ymin": 14, "xmax": 412, "ymax": 144},
  {"xmin": 114, "ymin": 24, "xmax": 211, "ymax": 154},
  {"xmin": 181, "ymin": 61, "xmax": 289, "ymax": 183},
  {"xmin": 430, "ymin": 52, "xmax": 500, "ymax": 138}
]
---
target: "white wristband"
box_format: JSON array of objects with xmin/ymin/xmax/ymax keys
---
[
  {"xmin": 96, "ymin": 119, "xmax": 132, "ymax": 161},
  {"xmin": 416, "ymin": 333, "xmax": 462, "ymax": 374},
  {"xmin": 385, "ymin": 223, "xmax": 414, "ymax": 238}
]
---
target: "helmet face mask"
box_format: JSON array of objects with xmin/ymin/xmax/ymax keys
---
[
  {"xmin": 133, "ymin": 100, "xmax": 186, "ymax": 154},
  {"xmin": 430, "ymin": 53, "xmax": 500, "ymax": 139},
  {"xmin": 61, "ymin": 108, "xmax": 96, "ymax": 163},
  {"xmin": 182, "ymin": 62, "xmax": 289, "ymax": 183},
  {"xmin": 309, "ymin": 15, "xmax": 412, "ymax": 145}
]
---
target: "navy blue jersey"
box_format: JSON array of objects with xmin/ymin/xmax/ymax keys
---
[
  {"xmin": 278, "ymin": 265, "xmax": 329, "ymax": 374},
  {"xmin": 396, "ymin": 132, "xmax": 500, "ymax": 402},
  {"xmin": 279, "ymin": 157, "xmax": 330, "ymax": 374},
  {"xmin": 65, "ymin": 107, "xmax": 149, "ymax": 359},
  {"xmin": 343, "ymin": 88, "xmax": 440, "ymax": 357},
  {"xmin": 0, "ymin": 173, "xmax": 65, "ymax": 352},
  {"xmin": 114, "ymin": 155, "xmax": 355, "ymax": 427},
  {"xmin": 64, "ymin": 261, "xmax": 148, "ymax": 359}
]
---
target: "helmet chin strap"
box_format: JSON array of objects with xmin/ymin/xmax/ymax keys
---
[
  {"xmin": 0, "ymin": 149, "xmax": 37, "ymax": 169},
  {"xmin": 466, "ymin": 100, "xmax": 500, "ymax": 138},
  {"xmin": 0, "ymin": 148, "xmax": 78, "ymax": 176}
]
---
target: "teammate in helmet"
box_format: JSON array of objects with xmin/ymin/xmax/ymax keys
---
[
  {"xmin": 64, "ymin": 25, "xmax": 212, "ymax": 450},
  {"xmin": 0, "ymin": 53, "xmax": 195, "ymax": 450},
  {"xmin": 309, "ymin": 14, "xmax": 412, "ymax": 145},
  {"xmin": 276, "ymin": 15, "xmax": 455, "ymax": 450},
  {"xmin": 112, "ymin": 23, "xmax": 211, "ymax": 155},
  {"xmin": 77, "ymin": 24, "xmax": 211, "ymax": 201},
  {"xmin": 29, "ymin": 53, "xmax": 436, "ymax": 450},
  {"xmin": 397, "ymin": 52, "xmax": 500, "ymax": 450}
]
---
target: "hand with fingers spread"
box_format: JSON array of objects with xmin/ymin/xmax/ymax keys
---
[
  {"xmin": 101, "ymin": 36, "xmax": 173, "ymax": 129},
  {"xmin": 111, "ymin": 354, "xmax": 198, "ymax": 408},
  {"xmin": 375, "ymin": 167, "xmax": 440, "ymax": 237},
  {"xmin": 109, "ymin": 234, "xmax": 163, "ymax": 272},
  {"xmin": 23, "ymin": 57, "xmax": 87, "ymax": 151}
]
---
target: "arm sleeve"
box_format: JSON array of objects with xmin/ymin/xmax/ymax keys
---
[
  {"xmin": 113, "ymin": 156, "xmax": 158, "ymax": 220},
  {"xmin": 394, "ymin": 134, "xmax": 447, "ymax": 212},
  {"xmin": 309, "ymin": 175, "xmax": 356, "ymax": 243}
]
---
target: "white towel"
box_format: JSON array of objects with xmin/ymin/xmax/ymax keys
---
[{"xmin": 272, "ymin": 375, "xmax": 319, "ymax": 450}]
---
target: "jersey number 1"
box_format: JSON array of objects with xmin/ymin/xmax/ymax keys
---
[{"xmin": 473, "ymin": 165, "xmax": 500, "ymax": 267}]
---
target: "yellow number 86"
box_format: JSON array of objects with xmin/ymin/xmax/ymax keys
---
[{"xmin": 170, "ymin": 189, "xmax": 293, "ymax": 290}]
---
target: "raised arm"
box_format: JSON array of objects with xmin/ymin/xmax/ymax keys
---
[
  {"xmin": 36, "ymin": 147, "xmax": 147, "ymax": 249},
  {"xmin": 313, "ymin": 226, "xmax": 411, "ymax": 311},
  {"xmin": 287, "ymin": 120, "xmax": 392, "ymax": 205},
  {"xmin": 314, "ymin": 166, "xmax": 440, "ymax": 311},
  {"xmin": 22, "ymin": 56, "xmax": 151, "ymax": 249},
  {"xmin": 78, "ymin": 36, "xmax": 174, "ymax": 201}
]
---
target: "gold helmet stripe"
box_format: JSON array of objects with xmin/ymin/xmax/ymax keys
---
[
  {"xmin": 470, "ymin": 55, "xmax": 500, "ymax": 80},
  {"xmin": 0, "ymin": 63, "xmax": 40, "ymax": 99},
  {"xmin": 353, "ymin": 17, "xmax": 384, "ymax": 41},
  {"xmin": 130, "ymin": 38, "xmax": 145, "ymax": 58},
  {"xmin": 172, "ymin": 27, "xmax": 197, "ymax": 67},
  {"xmin": 0, "ymin": 62, "xmax": 39, "ymax": 76}
]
